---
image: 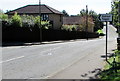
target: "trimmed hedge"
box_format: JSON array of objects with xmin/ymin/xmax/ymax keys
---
[{"xmin": 2, "ymin": 25, "xmax": 99, "ymax": 42}]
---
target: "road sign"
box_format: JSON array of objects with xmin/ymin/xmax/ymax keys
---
[{"xmin": 99, "ymin": 14, "xmax": 112, "ymax": 22}]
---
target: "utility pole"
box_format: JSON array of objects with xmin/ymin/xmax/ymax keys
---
[
  {"xmin": 86, "ymin": 5, "xmax": 88, "ymax": 40},
  {"xmin": 39, "ymin": 0, "xmax": 42, "ymax": 43}
]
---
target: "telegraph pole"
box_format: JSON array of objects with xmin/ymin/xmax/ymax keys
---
[
  {"xmin": 86, "ymin": 5, "xmax": 88, "ymax": 40},
  {"xmin": 39, "ymin": 0, "xmax": 42, "ymax": 43}
]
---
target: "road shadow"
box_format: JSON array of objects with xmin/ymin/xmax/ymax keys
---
[
  {"xmin": 2, "ymin": 42, "xmax": 41, "ymax": 47},
  {"xmin": 2, "ymin": 40, "xmax": 74, "ymax": 47},
  {"xmin": 101, "ymin": 53, "xmax": 114, "ymax": 59},
  {"xmin": 80, "ymin": 68, "xmax": 102, "ymax": 79},
  {"xmin": 2, "ymin": 38, "xmax": 95, "ymax": 47},
  {"xmin": 80, "ymin": 51, "xmax": 117, "ymax": 79}
]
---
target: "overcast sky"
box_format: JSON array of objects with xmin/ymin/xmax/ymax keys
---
[{"xmin": 0, "ymin": 0, "xmax": 112, "ymax": 15}]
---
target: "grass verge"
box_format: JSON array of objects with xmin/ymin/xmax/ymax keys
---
[{"xmin": 100, "ymin": 50, "xmax": 120, "ymax": 81}]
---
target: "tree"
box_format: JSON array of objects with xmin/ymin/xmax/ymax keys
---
[
  {"xmin": 79, "ymin": 9, "xmax": 86, "ymax": 16},
  {"xmin": 79, "ymin": 9, "xmax": 104, "ymax": 31},
  {"xmin": 89, "ymin": 10, "xmax": 97, "ymax": 16},
  {"xmin": 62, "ymin": 10, "xmax": 69, "ymax": 16},
  {"xmin": 111, "ymin": 1, "xmax": 120, "ymax": 28}
]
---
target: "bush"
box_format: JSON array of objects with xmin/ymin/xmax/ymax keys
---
[
  {"xmin": 34, "ymin": 16, "xmax": 40, "ymax": 27},
  {"xmin": 0, "ymin": 13, "xmax": 8, "ymax": 21},
  {"xmin": 41, "ymin": 21, "xmax": 51, "ymax": 29},
  {"xmin": 21, "ymin": 15, "xmax": 35, "ymax": 27},
  {"xmin": 34, "ymin": 16, "xmax": 51, "ymax": 29},
  {"xmin": 11, "ymin": 12, "xmax": 22, "ymax": 27},
  {"xmin": 61, "ymin": 25, "xmax": 77, "ymax": 31}
]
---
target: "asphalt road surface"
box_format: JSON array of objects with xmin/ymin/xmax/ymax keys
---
[{"xmin": 2, "ymin": 24, "xmax": 117, "ymax": 79}]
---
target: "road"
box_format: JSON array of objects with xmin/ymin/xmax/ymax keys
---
[{"xmin": 2, "ymin": 24, "xmax": 117, "ymax": 79}]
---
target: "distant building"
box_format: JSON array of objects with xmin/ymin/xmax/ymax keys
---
[
  {"xmin": 63, "ymin": 16, "xmax": 94, "ymax": 32},
  {"xmin": 63, "ymin": 16, "xmax": 82, "ymax": 25},
  {"xmin": 6, "ymin": 4, "xmax": 63, "ymax": 29}
]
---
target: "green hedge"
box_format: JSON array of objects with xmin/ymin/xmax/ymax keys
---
[{"xmin": 0, "ymin": 13, "xmax": 51, "ymax": 29}]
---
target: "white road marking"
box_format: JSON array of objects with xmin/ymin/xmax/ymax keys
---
[{"xmin": 0, "ymin": 56, "xmax": 25, "ymax": 64}]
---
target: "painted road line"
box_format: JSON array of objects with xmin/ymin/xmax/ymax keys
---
[{"xmin": 0, "ymin": 56, "xmax": 25, "ymax": 64}]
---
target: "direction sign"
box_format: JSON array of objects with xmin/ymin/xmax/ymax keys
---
[{"xmin": 99, "ymin": 14, "xmax": 112, "ymax": 22}]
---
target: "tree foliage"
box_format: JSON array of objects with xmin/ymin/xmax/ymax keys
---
[
  {"xmin": 111, "ymin": 1, "xmax": 120, "ymax": 28},
  {"xmin": 79, "ymin": 9, "xmax": 86, "ymax": 16},
  {"xmin": 62, "ymin": 10, "xmax": 69, "ymax": 16},
  {"xmin": 79, "ymin": 9, "xmax": 103, "ymax": 31}
]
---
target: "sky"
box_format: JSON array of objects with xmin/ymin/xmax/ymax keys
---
[{"xmin": 0, "ymin": 0, "xmax": 112, "ymax": 15}]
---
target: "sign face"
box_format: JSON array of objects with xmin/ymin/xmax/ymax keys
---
[{"xmin": 99, "ymin": 14, "xmax": 112, "ymax": 22}]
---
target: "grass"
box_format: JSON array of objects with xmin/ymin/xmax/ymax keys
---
[{"xmin": 100, "ymin": 50, "xmax": 120, "ymax": 81}]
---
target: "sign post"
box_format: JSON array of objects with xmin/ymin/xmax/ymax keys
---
[{"xmin": 99, "ymin": 14, "xmax": 112, "ymax": 61}]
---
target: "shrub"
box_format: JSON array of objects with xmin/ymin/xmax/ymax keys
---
[
  {"xmin": 21, "ymin": 15, "xmax": 35, "ymax": 27},
  {"xmin": 34, "ymin": 16, "xmax": 41, "ymax": 27},
  {"xmin": 41, "ymin": 21, "xmax": 51, "ymax": 29},
  {"xmin": 0, "ymin": 13, "xmax": 8, "ymax": 21},
  {"xmin": 34, "ymin": 16, "xmax": 51, "ymax": 29},
  {"xmin": 61, "ymin": 25, "xmax": 77, "ymax": 31},
  {"xmin": 11, "ymin": 12, "xmax": 22, "ymax": 27}
]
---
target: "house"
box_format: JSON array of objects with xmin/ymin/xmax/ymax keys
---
[
  {"xmin": 6, "ymin": 4, "xmax": 63, "ymax": 29},
  {"xmin": 63, "ymin": 16, "xmax": 95, "ymax": 32}
]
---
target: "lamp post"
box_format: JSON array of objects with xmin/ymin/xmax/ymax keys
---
[{"xmin": 39, "ymin": 0, "xmax": 42, "ymax": 43}]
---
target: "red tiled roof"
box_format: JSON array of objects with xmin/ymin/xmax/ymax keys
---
[{"xmin": 6, "ymin": 5, "xmax": 63, "ymax": 15}]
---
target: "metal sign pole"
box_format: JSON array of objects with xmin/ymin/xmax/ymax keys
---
[
  {"xmin": 99, "ymin": 13, "xmax": 112, "ymax": 61},
  {"xmin": 106, "ymin": 21, "xmax": 108, "ymax": 61}
]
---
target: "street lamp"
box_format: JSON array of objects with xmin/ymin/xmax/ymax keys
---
[{"xmin": 39, "ymin": 0, "xmax": 42, "ymax": 43}]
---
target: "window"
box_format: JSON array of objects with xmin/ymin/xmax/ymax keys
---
[{"xmin": 41, "ymin": 14, "xmax": 49, "ymax": 21}]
